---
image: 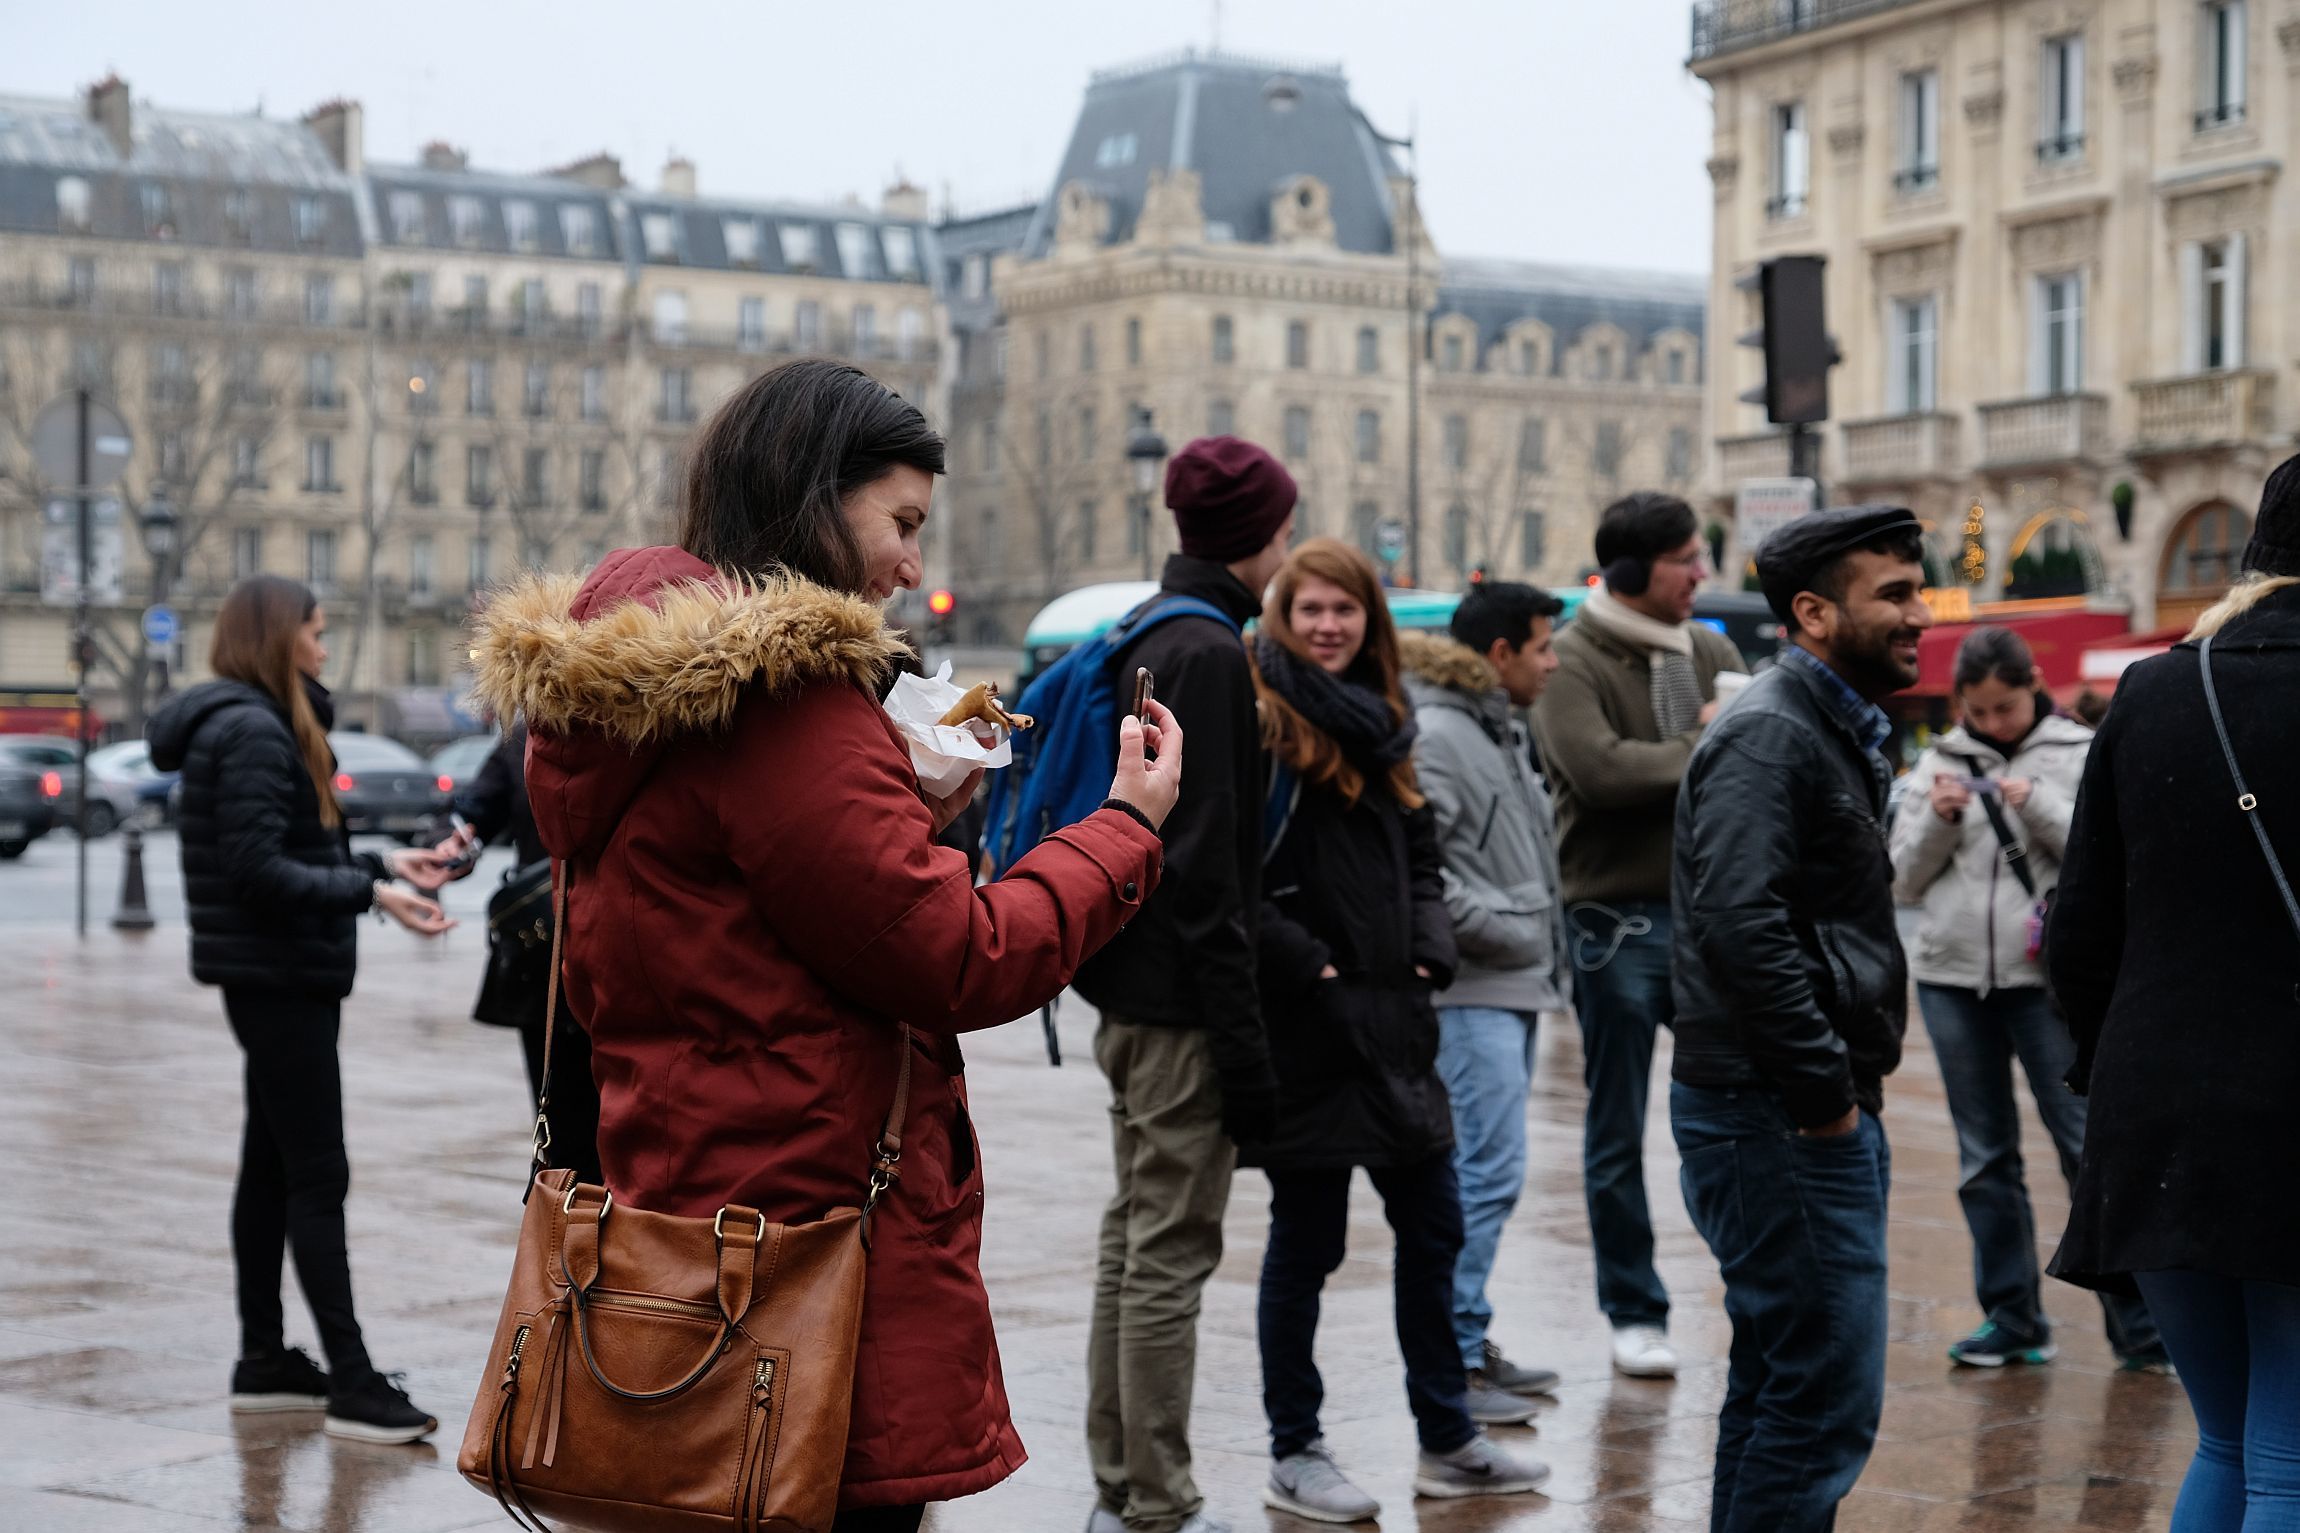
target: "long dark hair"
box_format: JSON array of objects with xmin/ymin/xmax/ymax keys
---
[
  {"xmin": 1952, "ymin": 626, "xmax": 2036, "ymax": 693},
  {"xmin": 1253, "ymin": 538, "xmax": 1423, "ymax": 811},
  {"xmin": 680, "ymin": 358, "xmax": 945, "ymax": 591},
  {"xmin": 210, "ymin": 574, "xmax": 338, "ymax": 827}
]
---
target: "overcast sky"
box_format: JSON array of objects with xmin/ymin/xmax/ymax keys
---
[{"xmin": 9, "ymin": 0, "xmax": 1714, "ymax": 276}]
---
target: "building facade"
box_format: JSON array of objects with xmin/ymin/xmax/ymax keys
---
[{"xmin": 1693, "ymin": 0, "xmax": 2299, "ymax": 630}]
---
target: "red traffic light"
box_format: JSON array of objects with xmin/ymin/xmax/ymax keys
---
[{"xmin": 926, "ymin": 589, "xmax": 956, "ymax": 617}]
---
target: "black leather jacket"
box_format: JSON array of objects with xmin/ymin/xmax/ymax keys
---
[{"xmin": 1669, "ymin": 657, "xmax": 1907, "ymax": 1127}]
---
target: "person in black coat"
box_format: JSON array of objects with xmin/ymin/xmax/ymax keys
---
[
  {"xmin": 443, "ymin": 721, "xmax": 602, "ymax": 1186},
  {"xmin": 147, "ymin": 575, "xmax": 457, "ymax": 1446},
  {"xmin": 2049, "ymin": 454, "xmax": 2300, "ymax": 1523},
  {"xmin": 1245, "ymin": 540, "xmax": 1547, "ymax": 1524}
]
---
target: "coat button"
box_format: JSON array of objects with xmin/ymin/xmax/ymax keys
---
[{"xmin": 1121, "ymin": 881, "xmax": 1139, "ymax": 902}]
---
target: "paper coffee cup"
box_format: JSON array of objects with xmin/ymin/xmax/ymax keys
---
[{"xmin": 1713, "ymin": 671, "xmax": 1754, "ymax": 708}]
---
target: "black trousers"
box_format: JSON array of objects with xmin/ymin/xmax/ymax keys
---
[
  {"xmin": 223, "ymin": 987, "xmax": 370, "ymax": 1380},
  {"xmin": 514, "ymin": 983, "xmax": 603, "ymax": 1188},
  {"xmin": 831, "ymin": 1507, "xmax": 924, "ymax": 1532}
]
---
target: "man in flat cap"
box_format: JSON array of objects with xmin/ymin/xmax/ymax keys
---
[{"xmin": 1666, "ymin": 506, "xmax": 1933, "ymax": 1531}]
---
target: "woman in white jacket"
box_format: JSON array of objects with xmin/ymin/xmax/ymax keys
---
[{"xmin": 1888, "ymin": 627, "xmax": 2167, "ymax": 1373}]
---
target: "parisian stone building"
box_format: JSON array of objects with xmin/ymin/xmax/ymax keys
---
[{"xmin": 1693, "ymin": 0, "xmax": 2299, "ymax": 631}]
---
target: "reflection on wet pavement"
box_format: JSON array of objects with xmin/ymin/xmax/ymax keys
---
[{"xmin": 0, "ymin": 835, "xmax": 2191, "ymax": 1529}]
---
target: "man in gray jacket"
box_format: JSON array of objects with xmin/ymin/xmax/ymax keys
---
[{"xmin": 1402, "ymin": 580, "xmax": 1571, "ymax": 1420}]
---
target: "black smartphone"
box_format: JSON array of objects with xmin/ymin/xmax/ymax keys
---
[{"xmin": 1131, "ymin": 667, "xmax": 1155, "ymax": 721}]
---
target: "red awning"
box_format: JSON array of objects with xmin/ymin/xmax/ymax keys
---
[
  {"xmin": 1909, "ymin": 611, "xmax": 2131, "ymax": 698},
  {"xmin": 2077, "ymin": 626, "xmax": 2187, "ymax": 691}
]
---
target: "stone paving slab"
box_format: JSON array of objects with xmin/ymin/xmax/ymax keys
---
[{"xmin": 0, "ymin": 832, "xmax": 2191, "ymax": 1530}]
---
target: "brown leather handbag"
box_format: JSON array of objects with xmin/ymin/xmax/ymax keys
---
[{"xmin": 458, "ymin": 865, "xmax": 911, "ymax": 1533}]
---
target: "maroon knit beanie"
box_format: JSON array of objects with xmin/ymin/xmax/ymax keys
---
[{"xmin": 1165, "ymin": 436, "xmax": 1298, "ymax": 564}]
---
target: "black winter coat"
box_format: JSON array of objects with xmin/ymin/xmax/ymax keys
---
[
  {"xmin": 1073, "ymin": 556, "xmax": 1270, "ymax": 1082},
  {"xmin": 1246, "ymin": 772, "xmax": 1458, "ymax": 1170},
  {"xmin": 453, "ymin": 721, "xmax": 544, "ymax": 868},
  {"xmin": 1670, "ymin": 656, "xmax": 1907, "ymax": 1128},
  {"xmin": 148, "ymin": 680, "xmax": 383, "ymax": 997},
  {"xmin": 2049, "ymin": 584, "xmax": 2300, "ymax": 1292}
]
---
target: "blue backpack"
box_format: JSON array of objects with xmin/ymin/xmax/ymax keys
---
[{"xmin": 981, "ymin": 595, "xmax": 1238, "ymax": 877}]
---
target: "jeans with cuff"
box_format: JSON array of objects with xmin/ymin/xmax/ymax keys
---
[
  {"xmin": 1435, "ymin": 1005, "xmax": 1537, "ymax": 1371},
  {"xmin": 1569, "ymin": 900, "xmax": 1674, "ymax": 1329}
]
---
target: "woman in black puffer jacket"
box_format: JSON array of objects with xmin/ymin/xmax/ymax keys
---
[{"xmin": 147, "ymin": 575, "xmax": 457, "ymax": 1445}]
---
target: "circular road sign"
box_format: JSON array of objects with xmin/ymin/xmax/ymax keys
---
[
  {"xmin": 32, "ymin": 393, "xmax": 133, "ymax": 492},
  {"xmin": 141, "ymin": 605, "xmax": 179, "ymax": 648}
]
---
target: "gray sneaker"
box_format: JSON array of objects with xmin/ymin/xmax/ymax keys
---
[
  {"xmin": 1481, "ymin": 1340, "xmax": 1562, "ymax": 1396},
  {"xmin": 1265, "ymin": 1440, "xmax": 1381, "ymax": 1524},
  {"xmin": 1464, "ymin": 1375, "xmax": 1540, "ymax": 1425},
  {"xmin": 1413, "ymin": 1431, "xmax": 1552, "ymax": 1499}
]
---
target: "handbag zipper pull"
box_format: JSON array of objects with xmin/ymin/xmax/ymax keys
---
[{"xmin": 502, "ymin": 1323, "xmax": 531, "ymax": 1388}]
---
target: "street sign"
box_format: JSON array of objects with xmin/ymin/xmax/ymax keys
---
[
  {"xmin": 40, "ymin": 498, "xmax": 123, "ymax": 607},
  {"xmin": 1375, "ymin": 518, "xmax": 1408, "ymax": 565},
  {"xmin": 1735, "ymin": 476, "xmax": 1818, "ymax": 560},
  {"xmin": 141, "ymin": 605, "xmax": 179, "ymax": 648},
  {"xmin": 31, "ymin": 394, "xmax": 132, "ymax": 492}
]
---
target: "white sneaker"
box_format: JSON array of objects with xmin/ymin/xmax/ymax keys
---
[{"xmin": 1611, "ymin": 1324, "xmax": 1679, "ymax": 1378}]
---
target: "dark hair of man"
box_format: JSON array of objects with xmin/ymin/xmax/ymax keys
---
[
  {"xmin": 1808, "ymin": 526, "xmax": 1927, "ymax": 608},
  {"xmin": 1450, "ymin": 580, "xmax": 1566, "ymax": 656},
  {"xmin": 1952, "ymin": 626, "xmax": 2037, "ymax": 693},
  {"xmin": 681, "ymin": 357, "xmax": 946, "ymax": 592},
  {"xmin": 1593, "ymin": 491, "xmax": 1698, "ymax": 583}
]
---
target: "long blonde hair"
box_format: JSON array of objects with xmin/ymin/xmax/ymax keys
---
[
  {"xmin": 210, "ymin": 575, "xmax": 340, "ymax": 827},
  {"xmin": 2187, "ymin": 573, "xmax": 2300, "ymax": 640},
  {"xmin": 1250, "ymin": 538, "xmax": 1423, "ymax": 811}
]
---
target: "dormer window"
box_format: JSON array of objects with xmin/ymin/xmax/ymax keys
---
[
  {"xmin": 1095, "ymin": 132, "xmax": 1139, "ymax": 168},
  {"xmin": 449, "ymin": 195, "xmax": 485, "ymax": 248},
  {"xmin": 642, "ymin": 212, "xmax": 679, "ymax": 261},
  {"xmin": 835, "ymin": 223, "xmax": 873, "ymax": 278},
  {"xmin": 504, "ymin": 200, "xmax": 539, "ymax": 252},
  {"xmin": 724, "ymin": 217, "xmax": 760, "ymax": 266},
  {"xmin": 882, "ymin": 226, "xmax": 919, "ymax": 279},
  {"xmin": 778, "ymin": 223, "xmax": 818, "ymax": 270},
  {"xmin": 56, "ymin": 176, "xmax": 91, "ymax": 232},
  {"xmin": 390, "ymin": 190, "xmax": 425, "ymax": 243},
  {"xmin": 140, "ymin": 182, "xmax": 175, "ymax": 238},
  {"xmin": 560, "ymin": 204, "xmax": 599, "ymax": 256},
  {"xmin": 295, "ymin": 195, "xmax": 327, "ymax": 247}
]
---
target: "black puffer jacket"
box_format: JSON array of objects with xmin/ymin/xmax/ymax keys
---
[
  {"xmin": 1247, "ymin": 774, "xmax": 1458, "ymax": 1170},
  {"xmin": 1669, "ymin": 657, "xmax": 1907, "ymax": 1128},
  {"xmin": 148, "ymin": 679, "xmax": 383, "ymax": 996}
]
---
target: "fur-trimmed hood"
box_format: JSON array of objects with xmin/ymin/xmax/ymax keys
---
[
  {"xmin": 468, "ymin": 545, "xmax": 910, "ymax": 859},
  {"xmin": 1397, "ymin": 631, "xmax": 1499, "ymax": 697}
]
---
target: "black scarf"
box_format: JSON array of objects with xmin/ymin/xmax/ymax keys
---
[
  {"xmin": 301, "ymin": 673, "xmax": 337, "ymax": 731},
  {"xmin": 1252, "ymin": 634, "xmax": 1417, "ymax": 773}
]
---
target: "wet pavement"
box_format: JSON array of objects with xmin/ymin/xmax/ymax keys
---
[{"xmin": 0, "ymin": 830, "xmax": 2192, "ymax": 1531}]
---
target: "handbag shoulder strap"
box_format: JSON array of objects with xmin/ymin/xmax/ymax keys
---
[
  {"xmin": 1953, "ymin": 753, "xmax": 2039, "ymax": 900},
  {"xmin": 2201, "ymin": 634, "xmax": 2300, "ymax": 949},
  {"xmin": 528, "ymin": 858, "xmax": 919, "ymax": 1225}
]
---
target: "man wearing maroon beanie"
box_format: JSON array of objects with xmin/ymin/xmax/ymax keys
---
[{"xmin": 1075, "ymin": 437, "xmax": 1295, "ymax": 1533}]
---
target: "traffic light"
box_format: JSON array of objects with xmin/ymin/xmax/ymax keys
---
[
  {"xmin": 925, "ymin": 588, "xmax": 956, "ymax": 644},
  {"xmin": 1737, "ymin": 255, "xmax": 1839, "ymax": 426}
]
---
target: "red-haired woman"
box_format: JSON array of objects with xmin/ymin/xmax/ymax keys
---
[
  {"xmin": 148, "ymin": 574, "xmax": 459, "ymax": 1444},
  {"xmin": 1245, "ymin": 538, "xmax": 1548, "ymax": 1522}
]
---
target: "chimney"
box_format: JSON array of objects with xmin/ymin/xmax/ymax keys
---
[
  {"xmin": 86, "ymin": 75, "xmax": 132, "ymax": 159},
  {"xmin": 420, "ymin": 140, "xmax": 468, "ymax": 173},
  {"xmin": 881, "ymin": 178, "xmax": 928, "ymax": 221},
  {"xmin": 551, "ymin": 152, "xmax": 625, "ymax": 191},
  {"xmin": 660, "ymin": 156, "xmax": 696, "ymax": 199},
  {"xmin": 302, "ymin": 98, "xmax": 364, "ymax": 174}
]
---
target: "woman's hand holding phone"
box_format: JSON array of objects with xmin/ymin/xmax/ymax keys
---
[{"xmin": 1109, "ymin": 699, "xmax": 1183, "ymax": 833}]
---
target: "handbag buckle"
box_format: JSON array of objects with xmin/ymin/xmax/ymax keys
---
[
  {"xmin": 714, "ymin": 1208, "xmax": 766, "ymax": 1243},
  {"xmin": 561, "ymin": 1184, "xmax": 613, "ymax": 1220},
  {"xmin": 2240, "ymin": 792, "xmax": 2260, "ymax": 813}
]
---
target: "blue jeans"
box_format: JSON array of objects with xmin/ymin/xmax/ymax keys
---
[
  {"xmin": 1258, "ymin": 1156, "xmax": 1476, "ymax": 1459},
  {"xmin": 1916, "ymin": 983, "xmax": 2161, "ymax": 1357},
  {"xmin": 1436, "ymin": 1006, "xmax": 1536, "ymax": 1371},
  {"xmin": 1672, "ymin": 1082, "xmax": 1890, "ymax": 1533},
  {"xmin": 2135, "ymin": 1270, "xmax": 2300, "ymax": 1532},
  {"xmin": 1569, "ymin": 900, "xmax": 1674, "ymax": 1328}
]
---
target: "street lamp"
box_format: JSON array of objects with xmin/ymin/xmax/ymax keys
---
[
  {"xmin": 139, "ymin": 485, "xmax": 179, "ymax": 704},
  {"xmin": 1125, "ymin": 406, "xmax": 1169, "ymax": 582}
]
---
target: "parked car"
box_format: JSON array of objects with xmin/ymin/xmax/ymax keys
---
[
  {"xmin": 0, "ymin": 756, "xmax": 58, "ymax": 858},
  {"xmin": 427, "ymin": 733, "xmax": 498, "ymax": 802},
  {"xmin": 84, "ymin": 739, "xmax": 176, "ymax": 831},
  {"xmin": 0, "ymin": 734, "xmax": 153, "ymax": 837},
  {"xmin": 328, "ymin": 732, "xmax": 441, "ymax": 841}
]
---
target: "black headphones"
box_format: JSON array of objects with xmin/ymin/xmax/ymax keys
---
[{"xmin": 1603, "ymin": 555, "xmax": 1651, "ymax": 596}]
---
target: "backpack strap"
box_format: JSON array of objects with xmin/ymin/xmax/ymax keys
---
[
  {"xmin": 1109, "ymin": 594, "xmax": 1240, "ymax": 651},
  {"xmin": 1262, "ymin": 761, "xmax": 1301, "ymax": 864}
]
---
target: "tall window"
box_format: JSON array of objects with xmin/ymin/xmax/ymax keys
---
[
  {"xmin": 659, "ymin": 367, "xmax": 693, "ymax": 422},
  {"xmin": 141, "ymin": 182, "xmax": 174, "ymax": 237},
  {"xmin": 1443, "ymin": 414, "xmax": 1468, "ymax": 470},
  {"xmin": 1517, "ymin": 417, "xmax": 1547, "ymax": 475},
  {"xmin": 409, "ymin": 534, "xmax": 435, "ymax": 596},
  {"xmin": 1518, "ymin": 339, "xmax": 1538, "ymax": 376},
  {"xmin": 408, "ymin": 628, "xmax": 439, "ymax": 685},
  {"xmin": 524, "ymin": 446, "xmax": 549, "ymax": 502},
  {"xmin": 1666, "ymin": 428, "xmax": 1694, "ymax": 481},
  {"xmin": 1355, "ymin": 410, "xmax": 1381, "ymax": 464},
  {"xmin": 150, "ymin": 343, "xmax": 190, "ymax": 405},
  {"xmin": 390, "ymin": 190, "xmax": 424, "ymax": 243},
  {"xmin": 581, "ymin": 365, "xmax": 605, "ymax": 422},
  {"xmin": 1770, "ymin": 100, "xmax": 1809, "ymax": 218},
  {"xmin": 576, "ymin": 282, "xmax": 602, "ymax": 336},
  {"xmin": 1441, "ymin": 334, "xmax": 1464, "ymax": 372},
  {"xmin": 227, "ymin": 268, "xmax": 258, "ymax": 317},
  {"xmin": 1287, "ymin": 321, "xmax": 1309, "ymax": 369},
  {"xmin": 232, "ymin": 528, "xmax": 264, "ymax": 581},
  {"xmin": 560, "ymin": 204, "xmax": 599, "ymax": 256},
  {"xmin": 1079, "ymin": 325, "xmax": 1096, "ymax": 372},
  {"xmin": 2185, "ymin": 236, "xmax": 2249, "ymax": 371},
  {"xmin": 305, "ymin": 436, "xmax": 336, "ymax": 492},
  {"xmin": 304, "ymin": 274, "xmax": 333, "ymax": 325},
  {"xmin": 897, "ymin": 308, "xmax": 924, "ymax": 361},
  {"xmin": 738, "ymin": 296, "xmax": 766, "ymax": 350},
  {"xmin": 1520, "ymin": 509, "xmax": 1547, "ymax": 569},
  {"xmin": 525, "ymin": 361, "xmax": 550, "ymax": 417},
  {"xmin": 981, "ymin": 419, "xmax": 1000, "ymax": 471},
  {"xmin": 1443, "ymin": 503, "xmax": 1472, "ymax": 574},
  {"xmin": 467, "ymin": 358, "xmax": 494, "ymax": 416},
  {"xmin": 467, "ymin": 444, "xmax": 495, "ymax": 506},
  {"xmin": 468, "ymin": 533, "xmax": 492, "ymax": 589},
  {"xmin": 1352, "ymin": 501, "xmax": 1382, "ymax": 557},
  {"xmin": 1125, "ymin": 317, "xmax": 1142, "ymax": 367},
  {"xmin": 1666, "ymin": 349, "xmax": 1687, "ymax": 385},
  {"xmin": 580, "ymin": 449, "xmax": 607, "ymax": 511},
  {"xmin": 68, "ymin": 255, "xmax": 95, "ymax": 305},
  {"xmin": 55, "ymin": 175, "xmax": 91, "ymax": 231},
  {"xmin": 2040, "ymin": 33, "xmax": 2086, "ymax": 159},
  {"xmin": 1594, "ymin": 421, "xmax": 1624, "ymax": 478},
  {"xmin": 853, "ymin": 304, "xmax": 878, "ymax": 353},
  {"xmin": 1077, "ymin": 405, "xmax": 1096, "ymax": 458},
  {"xmin": 795, "ymin": 300, "xmax": 822, "ymax": 350},
  {"xmin": 1208, "ymin": 400, "xmax": 1236, "ymax": 438},
  {"xmin": 1283, "ymin": 405, "xmax": 1311, "ymax": 459},
  {"xmin": 1078, "ymin": 500, "xmax": 1098, "ymax": 563},
  {"xmin": 409, "ymin": 440, "xmax": 437, "ymax": 503},
  {"xmin": 2032, "ymin": 272, "xmax": 2084, "ymax": 394},
  {"xmin": 653, "ymin": 290, "xmax": 687, "ymax": 345},
  {"xmin": 1887, "ymin": 294, "xmax": 1939, "ymax": 412},
  {"xmin": 881, "ymin": 226, "xmax": 919, "ymax": 278},
  {"xmin": 642, "ymin": 212, "xmax": 679, "ymax": 261},
  {"xmin": 294, "ymin": 196, "xmax": 327, "ymax": 247},
  {"xmin": 152, "ymin": 261, "xmax": 185, "ymax": 314},
  {"xmin": 1896, "ymin": 70, "xmax": 1940, "ymax": 191},
  {"xmin": 306, "ymin": 351, "xmax": 335, "ymax": 407},
  {"xmin": 306, "ymin": 530, "xmax": 338, "ymax": 591},
  {"xmin": 723, "ymin": 218, "xmax": 759, "ymax": 266},
  {"xmin": 1212, "ymin": 315, "xmax": 1235, "ymax": 365},
  {"xmin": 2197, "ymin": 1, "xmax": 2248, "ymax": 130},
  {"xmin": 505, "ymin": 200, "xmax": 538, "ymax": 252},
  {"xmin": 464, "ymin": 274, "xmax": 489, "ymax": 321},
  {"xmin": 231, "ymin": 436, "xmax": 263, "ymax": 488},
  {"xmin": 835, "ymin": 223, "xmax": 873, "ymax": 277},
  {"xmin": 1356, "ymin": 326, "xmax": 1380, "ymax": 374},
  {"xmin": 449, "ymin": 195, "xmax": 485, "ymax": 247}
]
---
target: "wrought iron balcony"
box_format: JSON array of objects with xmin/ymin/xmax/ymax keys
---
[
  {"xmin": 1690, "ymin": 0, "xmax": 1917, "ymax": 62},
  {"xmin": 2131, "ymin": 371, "xmax": 2277, "ymax": 458}
]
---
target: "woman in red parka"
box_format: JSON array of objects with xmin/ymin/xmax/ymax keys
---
[{"xmin": 470, "ymin": 359, "xmax": 1182, "ymax": 1532}]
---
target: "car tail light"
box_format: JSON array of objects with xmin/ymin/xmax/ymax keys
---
[
  {"xmin": 334, "ymin": 773, "xmax": 355, "ymax": 792},
  {"xmin": 41, "ymin": 771, "xmax": 62, "ymax": 798},
  {"xmin": 437, "ymin": 775, "xmax": 454, "ymax": 792}
]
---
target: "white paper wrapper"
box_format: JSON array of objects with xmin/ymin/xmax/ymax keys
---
[{"xmin": 882, "ymin": 662, "xmax": 1016, "ymax": 796}]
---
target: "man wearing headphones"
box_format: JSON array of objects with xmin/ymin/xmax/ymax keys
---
[{"xmin": 1531, "ymin": 492, "xmax": 1745, "ymax": 1378}]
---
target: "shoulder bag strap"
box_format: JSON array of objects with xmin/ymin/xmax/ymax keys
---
[
  {"xmin": 524, "ymin": 860, "xmax": 572, "ymax": 1198},
  {"xmin": 1954, "ymin": 753, "xmax": 2039, "ymax": 900},
  {"xmin": 2201, "ymin": 634, "xmax": 2300, "ymax": 950},
  {"xmin": 860, "ymin": 1024, "xmax": 914, "ymax": 1248}
]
